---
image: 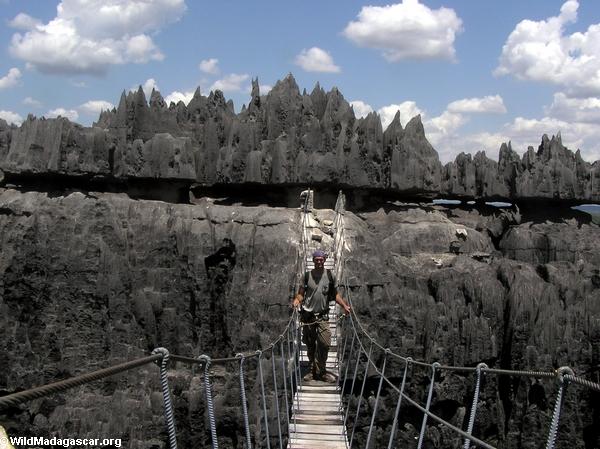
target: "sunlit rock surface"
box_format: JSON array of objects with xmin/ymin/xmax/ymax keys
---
[{"xmin": 1, "ymin": 75, "xmax": 599, "ymax": 203}]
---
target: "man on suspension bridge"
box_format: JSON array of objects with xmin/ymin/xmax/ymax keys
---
[{"xmin": 293, "ymin": 250, "xmax": 351, "ymax": 383}]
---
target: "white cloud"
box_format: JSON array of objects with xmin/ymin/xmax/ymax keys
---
[
  {"xmin": 199, "ymin": 58, "xmax": 219, "ymax": 74},
  {"xmin": 378, "ymin": 101, "xmax": 424, "ymax": 129},
  {"xmin": 0, "ymin": 110, "xmax": 24, "ymax": 126},
  {"xmin": 165, "ymin": 90, "xmax": 194, "ymax": 105},
  {"xmin": 294, "ymin": 47, "xmax": 341, "ymax": 73},
  {"xmin": 46, "ymin": 107, "xmax": 79, "ymax": 122},
  {"xmin": 210, "ymin": 73, "xmax": 249, "ymax": 93},
  {"xmin": 447, "ymin": 95, "xmax": 507, "ymax": 114},
  {"xmin": 130, "ymin": 78, "xmax": 159, "ymax": 99},
  {"xmin": 350, "ymin": 100, "xmax": 374, "ymax": 118},
  {"xmin": 545, "ymin": 92, "xmax": 600, "ymax": 123},
  {"xmin": 495, "ymin": 0, "xmax": 600, "ymax": 96},
  {"xmin": 8, "ymin": 0, "xmax": 185, "ymax": 75},
  {"xmin": 0, "ymin": 67, "xmax": 22, "ymax": 89},
  {"xmin": 343, "ymin": 0, "xmax": 463, "ymax": 61},
  {"xmin": 23, "ymin": 97, "xmax": 42, "ymax": 108},
  {"xmin": 427, "ymin": 111, "xmax": 467, "ymax": 136},
  {"xmin": 79, "ymin": 100, "xmax": 114, "ymax": 115},
  {"xmin": 9, "ymin": 13, "xmax": 42, "ymax": 30}
]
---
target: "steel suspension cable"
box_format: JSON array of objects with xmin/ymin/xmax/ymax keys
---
[
  {"xmin": 387, "ymin": 358, "xmax": 412, "ymax": 449},
  {"xmin": 279, "ymin": 339, "xmax": 291, "ymax": 442},
  {"xmin": 545, "ymin": 367, "xmax": 574, "ymax": 449},
  {"xmin": 463, "ymin": 362, "xmax": 487, "ymax": 449},
  {"xmin": 270, "ymin": 345, "xmax": 283, "ymax": 449},
  {"xmin": 349, "ymin": 342, "xmax": 373, "ymax": 447},
  {"xmin": 198, "ymin": 355, "xmax": 219, "ymax": 449},
  {"xmin": 256, "ymin": 350, "xmax": 271, "ymax": 449},
  {"xmin": 152, "ymin": 348, "xmax": 178, "ymax": 449},
  {"xmin": 365, "ymin": 349, "xmax": 389, "ymax": 449},
  {"xmin": 344, "ymin": 338, "xmax": 365, "ymax": 428},
  {"xmin": 236, "ymin": 354, "xmax": 253, "ymax": 449}
]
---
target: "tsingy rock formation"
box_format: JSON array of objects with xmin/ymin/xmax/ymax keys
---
[{"xmin": 1, "ymin": 75, "xmax": 599, "ymax": 203}]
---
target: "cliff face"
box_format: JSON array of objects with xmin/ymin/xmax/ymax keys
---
[
  {"xmin": 1, "ymin": 75, "xmax": 599, "ymax": 203},
  {"xmin": 1, "ymin": 187, "xmax": 598, "ymax": 448}
]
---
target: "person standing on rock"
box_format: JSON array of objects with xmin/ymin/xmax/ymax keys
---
[{"xmin": 292, "ymin": 250, "xmax": 351, "ymax": 382}]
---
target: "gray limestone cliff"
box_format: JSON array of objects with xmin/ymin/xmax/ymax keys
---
[{"xmin": 1, "ymin": 187, "xmax": 599, "ymax": 448}]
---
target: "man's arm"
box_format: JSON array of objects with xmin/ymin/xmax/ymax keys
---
[
  {"xmin": 292, "ymin": 286, "xmax": 305, "ymax": 308},
  {"xmin": 335, "ymin": 292, "xmax": 351, "ymax": 314}
]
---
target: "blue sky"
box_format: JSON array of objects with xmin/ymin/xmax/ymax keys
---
[{"xmin": 1, "ymin": 0, "xmax": 600, "ymax": 162}]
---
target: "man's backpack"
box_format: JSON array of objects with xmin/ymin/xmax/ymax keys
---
[{"xmin": 304, "ymin": 269, "xmax": 336, "ymax": 302}]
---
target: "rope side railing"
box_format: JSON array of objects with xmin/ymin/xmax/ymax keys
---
[
  {"xmin": 0, "ymin": 354, "xmax": 162, "ymax": 409},
  {"xmin": 341, "ymin": 297, "xmax": 498, "ymax": 449},
  {"xmin": 345, "ymin": 256, "xmax": 600, "ymax": 388},
  {"xmin": 338, "ymin": 270, "xmax": 600, "ymax": 448}
]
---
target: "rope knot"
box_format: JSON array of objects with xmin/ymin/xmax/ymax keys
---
[
  {"xmin": 198, "ymin": 354, "xmax": 212, "ymax": 373},
  {"xmin": 476, "ymin": 362, "xmax": 488, "ymax": 373},
  {"xmin": 556, "ymin": 366, "xmax": 574, "ymax": 383},
  {"xmin": 406, "ymin": 357, "xmax": 413, "ymax": 365},
  {"xmin": 255, "ymin": 350, "xmax": 263, "ymax": 358},
  {"xmin": 151, "ymin": 347, "xmax": 170, "ymax": 366},
  {"xmin": 432, "ymin": 362, "xmax": 441, "ymax": 370}
]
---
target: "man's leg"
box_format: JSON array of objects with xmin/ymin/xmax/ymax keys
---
[
  {"xmin": 314, "ymin": 320, "xmax": 332, "ymax": 379},
  {"xmin": 302, "ymin": 324, "xmax": 317, "ymax": 379}
]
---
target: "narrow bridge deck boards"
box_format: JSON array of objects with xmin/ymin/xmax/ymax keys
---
[{"xmin": 288, "ymin": 302, "xmax": 348, "ymax": 449}]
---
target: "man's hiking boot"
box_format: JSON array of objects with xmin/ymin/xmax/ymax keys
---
[
  {"xmin": 320, "ymin": 373, "xmax": 337, "ymax": 383},
  {"xmin": 303, "ymin": 372, "xmax": 315, "ymax": 381}
]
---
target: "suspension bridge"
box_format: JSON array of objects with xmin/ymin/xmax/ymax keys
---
[{"xmin": 1, "ymin": 190, "xmax": 599, "ymax": 449}]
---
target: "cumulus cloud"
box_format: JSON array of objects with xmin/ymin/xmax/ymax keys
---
[
  {"xmin": 343, "ymin": 0, "xmax": 463, "ymax": 61},
  {"xmin": 23, "ymin": 97, "xmax": 42, "ymax": 108},
  {"xmin": 0, "ymin": 110, "xmax": 24, "ymax": 126},
  {"xmin": 294, "ymin": 47, "xmax": 341, "ymax": 73},
  {"xmin": 378, "ymin": 101, "xmax": 424, "ymax": 129},
  {"xmin": 9, "ymin": 13, "xmax": 42, "ymax": 30},
  {"xmin": 0, "ymin": 68, "xmax": 22, "ymax": 89},
  {"xmin": 9, "ymin": 0, "xmax": 186, "ymax": 75},
  {"xmin": 427, "ymin": 111, "xmax": 467, "ymax": 136},
  {"xmin": 199, "ymin": 58, "xmax": 219, "ymax": 74},
  {"xmin": 210, "ymin": 73, "xmax": 249, "ymax": 93},
  {"xmin": 495, "ymin": 0, "xmax": 600, "ymax": 96},
  {"xmin": 79, "ymin": 100, "xmax": 114, "ymax": 115},
  {"xmin": 165, "ymin": 90, "xmax": 195, "ymax": 105},
  {"xmin": 46, "ymin": 107, "xmax": 79, "ymax": 122},
  {"xmin": 545, "ymin": 92, "xmax": 600, "ymax": 124},
  {"xmin": 350, "ymin": 100, "xmax": 374, "ymax": 118},
  {"xmin": 447, "ymin": 95, "xmax": 507, "ymax": 114}
]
